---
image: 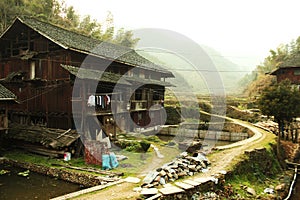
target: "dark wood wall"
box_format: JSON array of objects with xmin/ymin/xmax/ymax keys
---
[{"xmin": 277, "ymin": 68, "xmax": 300, "ymax": 84}]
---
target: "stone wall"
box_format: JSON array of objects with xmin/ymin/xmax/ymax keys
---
[{"xmin": 0, "ymin": 158, "xmax": 120, "ymax": 187}]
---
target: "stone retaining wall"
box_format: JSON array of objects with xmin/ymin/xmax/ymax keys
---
[
  {"xmin": 0, "ymin": 158, "xmax": 120, "ymax": 187},
  {"xmin": 159, "ymin": 122, "xmax": 251, "ymax": 142}
]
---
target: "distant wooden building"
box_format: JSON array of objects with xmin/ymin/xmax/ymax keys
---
[
  {"xmin": 270, "ymin": 66, "xmax": 300, "ymax": 85},
  {"xmin": 0, "ymin": 16, "xmax": 174, "ymax": 140},
  {"xmin": 0, "ymin": 84, "xmax": 16, "ymax": 132}
]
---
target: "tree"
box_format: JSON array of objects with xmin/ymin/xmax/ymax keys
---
[
  {"xmin": 0, "ymin": 0, "xmax": 139, "ymax": 48},
  {"xmin": 257, "ymin": 79, "xmax": 300, "ymax": 156}
]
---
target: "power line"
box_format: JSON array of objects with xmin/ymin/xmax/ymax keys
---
[{"xmin": 16, "ymin": 57, "xmax": 258, "ymax": 73}]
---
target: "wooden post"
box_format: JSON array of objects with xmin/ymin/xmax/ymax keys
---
[
  {"xmin": 4, "ymin": 103, "xmax": 8, "ymax": 130},
  {"xmin": 45, "ymin": 83, "xmax": 49, "ymax": 127},
  {"xmin": 81, "ymin": 80, "xmax": 86, "ymax": 134}
]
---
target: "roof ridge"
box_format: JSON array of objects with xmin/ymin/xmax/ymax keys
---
[
  {"xmin": 17, "ymin": 15, "xmax": 133, "ymax": 50},
  {"xmin": 4, "ymin": 16, "xmax": 173, "ymax": 76}
]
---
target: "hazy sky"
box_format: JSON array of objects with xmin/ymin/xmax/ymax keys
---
[{"xmin": 63, "ymin": 0, "xmax": 299, "ymax": 71}]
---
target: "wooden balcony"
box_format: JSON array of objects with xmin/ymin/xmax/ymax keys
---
[{"xmin": 71, "ymin": 97, "xmax": 163, "ymax": 115}]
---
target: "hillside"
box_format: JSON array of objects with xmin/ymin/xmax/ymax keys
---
[{"xmin": 137, "ymin": 45, "xmax": 246, "ymax": 94}]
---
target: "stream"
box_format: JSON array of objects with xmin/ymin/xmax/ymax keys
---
[{"xmin": 0, "ymin": 163, "xmax": 82, "ymax": 200}]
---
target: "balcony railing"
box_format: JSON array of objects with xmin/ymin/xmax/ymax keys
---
[{"xmin": 72, "ymin": 96, "xmax": 163, "ymax": 115}]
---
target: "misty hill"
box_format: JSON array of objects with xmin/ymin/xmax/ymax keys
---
[{"xmin": 137, "ymin": 45, "xmax": 246, "ymax": 94}]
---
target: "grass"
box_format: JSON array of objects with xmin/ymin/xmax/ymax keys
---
[
  {"xmin": 225, "ymin": 142, "xmax": 284, "ymax": 199},
  {"xmin": 3, "ymin": 143, "xmax": 181, "ymax": 178}
]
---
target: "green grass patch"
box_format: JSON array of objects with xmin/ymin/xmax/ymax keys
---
[{"xmin": 225, "ymin": 146, "xmax": 283, "ymax": 198}]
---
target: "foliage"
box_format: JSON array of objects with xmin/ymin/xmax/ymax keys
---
[
  {"xmin": 226, "ymin": 147, "xmax": 282, "ymax": 199},
  {"xmin": 0, "ymin": 0, "xmax": 138, "ymax": 48},
  {"xmin": 116, "ymin": 139, "xmax": 152, "ymax": 152},
  {"xmin": 257, "ymin": 79, "xmax": 300, "ymax": 156},
  {"xmin": 165, "ymin": 106, "xmax": 182, "ymax": 125},
  {"xmin": 242, "ymin": 36, "xmax": 300, "ymax": 96},
  {"xmin": 257, "ymin": 79, "xmax": 300, "ymax": 124},
  {"xmin": 245, "ymin": 74, "xmax": 276, "ymax": 97}
]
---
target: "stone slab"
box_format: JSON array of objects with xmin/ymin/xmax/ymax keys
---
[
  {"xmin": 159, "ymin": 186, "xmax": 184, "ymax": 195},
  {"xmin": 145, "ymin": 193, "xmax": 162, "ymax": 200},
  {"xmin": 140, "ymin": 188, "xmax": 159, "ymax": 195},
  {"xmin": 193, "ymin": 177, "xmax": 212, "ymax": 184},
  {"xmin": 175, "ymin": 182, "xmax": 194, "ymax": 190},
  {"xmin": 143, "ymin": 171, "xmax": 159, "ymax": 184},
  {"xmin": 183, "ymin": 180, "xmax": 201, "ymax": 186},
  {"xmin": 124, "ymin": 176, "xmax": 141, "ymax": 183}
]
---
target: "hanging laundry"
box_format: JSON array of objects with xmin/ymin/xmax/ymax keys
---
[
  {"xmin": 106, "ymin": 95, "xmax": 111, "ymax": 105},
  {"xmin": 87, "ymin": 95, "xmax": 95, "ymax": 107}
]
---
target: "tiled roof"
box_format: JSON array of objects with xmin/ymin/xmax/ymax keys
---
[
  {"xmin": 0, "ymin": 84, "xmax": 16, "ymax": 100},
  {"xmin": 61, "ymin": 64, "xmax": 173, "ymax": 87},
  {"xmin": 61, "ymin": 64, "xmax": 131, "ymax": 85},
  {"xmin": 10, "ymin": 16, "xmax": 173, "ymax": 77}
]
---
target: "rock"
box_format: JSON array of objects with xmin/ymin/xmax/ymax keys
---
[
  {"xmin": 173, "ymin": 173, "xmax": 178, "ymax": 180},
  {"xmin": 188, "ymin": 165, "xmax": 197, "ymax": 172},
  {"xmin": 167, "ymin": 173, "xmax": 173, "ymax": 178},
  {"xmin": 200, "ymin": 160, "xmax": 207, "ymax": 168},
  {"xmin": 160, "ymin": 170, "xmax": 166, "ymax": 177},
  {"xmin": 180, "ymin": 152, "xmax": 188, "ymax": 157},
  {"xmin": 159, "ymin": 177, "xmax": 166, "ymax": 185},
  {"xmin": 154, "ymin": 175, "xmax": 161, "ymax": 182},
  {"xmin": 140, "ymin": 151, "xmax": 211, "ymax": 188},
  {"xmin": 246, "ymin": 187, "xmax": 256, "ymax": 196},
  {"xmin": 143, "ymin": 171, "xmax": 159, "ymax": 184},
  {"xmin": 275, "ymin": 183, "xmax": 286, "ymax": 191},
  {"xmin": 264, "ymin": 188, "xmax": 274, "ymax": 194},
  {"xmin": 124, "ymin": 177, "xmax": 141, "ymax": 183},
  {"xmin": 178, "ymin": 171, "xmax": 187, "ymax": 177}
]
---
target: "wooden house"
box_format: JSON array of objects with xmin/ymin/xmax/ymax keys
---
[
  {"xmin": 0, "ymin": 16, "xmax": 174, "ymax": 141},
  {"xmin": 270, "ymin": 66, "xmax": 300, "ymax": 85},
  {"xmin": 0, "ymin": 84, "xmax": 17, "ymax": 132}
]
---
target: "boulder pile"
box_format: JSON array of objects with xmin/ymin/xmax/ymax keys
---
[{"xmin": 142, "ymin": 152, "xmax": 210, "ymax": 188}]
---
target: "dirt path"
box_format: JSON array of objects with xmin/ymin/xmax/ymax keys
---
[
  {"xmin": 71, "ymin": 119, "xmax": 275, "ymax": 200},
  {"xmin": 195, "ymin": 120, "xmax": 274, "ymax": 178}
]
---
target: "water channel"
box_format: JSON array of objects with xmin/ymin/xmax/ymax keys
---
[{"xmin": 0, "ymin": 163, "xmax": 82, "ymax": 200}]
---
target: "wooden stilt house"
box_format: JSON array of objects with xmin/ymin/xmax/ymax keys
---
[{"xmin": 0, "ymin": 16, "xmax": 174, "ymax": 145}]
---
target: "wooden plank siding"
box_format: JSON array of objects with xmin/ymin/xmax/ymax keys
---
[
  {"xmin": 0, "ymin": 17, "xmax": 173, "ymax": 134},
  {"xmin": 270, "ymin": 66, "xmax": 300, "ymax": 85}
]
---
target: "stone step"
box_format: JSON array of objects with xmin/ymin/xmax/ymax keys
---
[
  {"xmin": 145, "ymin": 193, "xmax": 162, "ymax": 200},
  {"xmin": 140, "ymin": 188, "xmax": 159, "ymax": 196},
  {"xmin": 159, "ymin": 185, "xmax": 184, "ymax": 195},
  {"xmin": 175, "ymin": 182, "xmax": 194, "ymax": 190},
  {"xmin": 183, "ymin": 179, "xmax": 201, "ymax": 186}
]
